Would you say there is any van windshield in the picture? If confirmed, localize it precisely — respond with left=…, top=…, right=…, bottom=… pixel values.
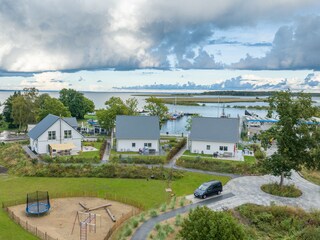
left=198, top=184, right=208, bottom=191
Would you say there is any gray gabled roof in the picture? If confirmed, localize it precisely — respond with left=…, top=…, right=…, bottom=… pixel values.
left=28, top=114, right=78, bottom=140
left=116, top=115, right=160, bottom=140
left=63, top=117, right=78, bottom=128
left=189, top=117, right=239, bottom=143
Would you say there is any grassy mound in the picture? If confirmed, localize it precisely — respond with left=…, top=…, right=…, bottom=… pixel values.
left=261, top=183, right=302, bottom=198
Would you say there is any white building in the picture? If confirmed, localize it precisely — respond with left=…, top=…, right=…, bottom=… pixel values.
left=28, top=114, right=82, bottom=156
left=189, top=117, right=240, bottom=156
left=115, top=115, right=160, bottom=152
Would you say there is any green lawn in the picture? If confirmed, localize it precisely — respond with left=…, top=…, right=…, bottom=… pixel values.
left=183, top=150, right=212, bottom=157
left=244, top=156, right=256, bottom=164
left=0, top=172, right=230, bottom=240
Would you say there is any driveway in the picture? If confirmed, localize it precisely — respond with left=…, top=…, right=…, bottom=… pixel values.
left=187, top=171, right=320, bottom=211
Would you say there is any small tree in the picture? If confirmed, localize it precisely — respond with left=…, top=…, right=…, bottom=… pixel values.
left=144, top=97, right=168, bottom=127
left=260, top=90, right=320, bottom=186
left=179, top=206, right=246, bottom=240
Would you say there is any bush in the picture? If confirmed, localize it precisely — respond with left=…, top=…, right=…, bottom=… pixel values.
left=254, top=149, right=265, bottom=161
left=131, top=218, right=139, bottom=228
left=176, top=156, right=261, bottom=175
left=160, top=203, right=167, bottom=212
left=41, top=155, right=100, bottom=164
left=111, top=155, right=166, bottom=165
left=175, top=214, right=182, bottom=226
left=123, top=226, right=132, bottom=237
left=167, top=138, right=186, bottom=161
left=149, top=209, right=158, bottom=217
left=139, top=213, right=145, bottom=222
left=261, top=183, right=302, bottom=198
left=180, top=206, right=246, bottom=240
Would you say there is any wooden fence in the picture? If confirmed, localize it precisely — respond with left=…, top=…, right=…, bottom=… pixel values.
left=6, top=208, right=58, bottom=240
left=2, top=191, right=143, bottom=240
left=104, top=208, right=140, bottom=240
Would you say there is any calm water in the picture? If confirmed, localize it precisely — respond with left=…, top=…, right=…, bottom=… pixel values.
left=1, top=91, right=319, bottom=135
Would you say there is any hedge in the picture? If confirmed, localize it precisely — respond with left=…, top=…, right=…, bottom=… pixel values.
left=176, top=156, right=261, bottom=175
left=110, top=155, right=166, bottom=165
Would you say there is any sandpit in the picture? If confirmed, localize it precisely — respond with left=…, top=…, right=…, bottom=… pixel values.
left=9, top=197, right=138, bottom=240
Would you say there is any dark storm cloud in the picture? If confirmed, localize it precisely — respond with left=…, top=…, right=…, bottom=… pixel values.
left=0, top=0, right=319, bottom=72
left=232, top=16, right=320, bottom=70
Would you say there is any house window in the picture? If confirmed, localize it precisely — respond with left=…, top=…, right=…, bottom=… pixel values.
left=148, top=143, right=152, bottom=147
left=132, top=143, right=136, bottom=147
left=219, top=146, right=228, bottom=151
left=206, top=145, right=210, bottom=150
left=48, top=131, right=56, bottom=140
left=64, top=130, right=72, bottom=139
left=144, top=143, right=152, bottom=147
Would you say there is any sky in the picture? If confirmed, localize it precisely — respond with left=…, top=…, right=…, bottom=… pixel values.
left=0, top=0, right=320, bottom=91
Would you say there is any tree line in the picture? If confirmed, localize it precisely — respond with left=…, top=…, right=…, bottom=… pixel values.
left=0, top=89, right=169, bottom=133
left=0, top=88, right=94, bottom=131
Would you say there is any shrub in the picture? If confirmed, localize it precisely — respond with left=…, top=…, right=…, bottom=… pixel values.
left=155, top=223, right=161, bottom=231
left=261, top=183, right=302, bottom=198
left=176, top=156, right=261, bottom=175
left=149, top=209, right=158, bottom=218
left=139, top=213, right=145, bottom=222
left=99, top=140, right=107, bottom=160
left=167, top=138, right=186, bottom=161
left=180, top=197, right=186, bottom=207
left=180, top=206, right=246, bottom=240
left=131, top=218, right=139, bottom=228
left=123, top=226, right=132, bottom=237
left=160, top=203, right=167, bottom=212
left=175, top=214, right=182, bottom=226
left=254, top=149, right=265, bottom=161
left=163, top=224, right=174, bottom=234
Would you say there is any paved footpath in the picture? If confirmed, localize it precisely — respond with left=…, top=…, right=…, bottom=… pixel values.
left=132, top=192, right=234, bottom=240
left=187, top=171, right=320, bottom=211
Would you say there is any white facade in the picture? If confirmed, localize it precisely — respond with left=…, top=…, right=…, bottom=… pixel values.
left=30, top=119, right=82, bottom=155
left=190, top=140, right=236, bottom=156
left=117, top=139, right=159, bottom=152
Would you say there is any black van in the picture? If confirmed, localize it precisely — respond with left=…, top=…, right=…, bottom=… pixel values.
left=194, top=180, right=223, bottom=199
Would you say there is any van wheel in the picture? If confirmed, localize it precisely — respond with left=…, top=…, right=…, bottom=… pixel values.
left=203, top=195, right=207, bottom=199
left=217, top=191, right=221, bottom=195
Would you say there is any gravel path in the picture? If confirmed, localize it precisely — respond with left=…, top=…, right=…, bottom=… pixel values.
left=131, top=192, right=234, bottom=240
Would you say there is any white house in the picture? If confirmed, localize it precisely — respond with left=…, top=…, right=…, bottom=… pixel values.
left=115, top=115, right=160, bottom=152
left=28, top=114, right=83, bottom=156
left=189, top=117, right=240, bottom=156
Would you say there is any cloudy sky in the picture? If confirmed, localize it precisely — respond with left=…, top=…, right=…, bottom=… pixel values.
left=1, top=0, right=320, bottom=91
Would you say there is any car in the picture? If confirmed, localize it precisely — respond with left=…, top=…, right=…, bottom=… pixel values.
left=194, top=180, right=223, bottom=199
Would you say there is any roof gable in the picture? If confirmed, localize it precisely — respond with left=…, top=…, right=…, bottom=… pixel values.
left=116, top=115, right=160, bottom=140
left=28, top=114, right=59, bottom=139
left=28, top=114, right=79, bottom=140
left=190, top=117, right=239, bottom=143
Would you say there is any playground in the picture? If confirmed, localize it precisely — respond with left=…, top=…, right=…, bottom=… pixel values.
left=8, top=197, right=137, bottom=240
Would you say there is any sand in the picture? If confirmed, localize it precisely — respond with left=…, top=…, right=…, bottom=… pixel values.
left=9, top=197, right=137, bottom=240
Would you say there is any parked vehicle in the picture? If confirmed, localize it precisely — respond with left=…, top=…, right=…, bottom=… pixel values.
left=194, top=180, right=223, bottom=199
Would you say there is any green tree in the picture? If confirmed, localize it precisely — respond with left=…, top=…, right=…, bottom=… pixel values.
left=11, top=95, right=30, bottom=130
left=179, top=206, right=246, bottom=240
left=59, top=88, right=95, bottom=119
left=37, top=97, right=71, bottom=121
left=260, top=90, right=320, bottom=186
left=144, top=97, right=168, bottom=126
left=185, top=114, right=200, bottom=131
left=96, top=97, right=137, bottom=131
left=2, top=91, right=21, bottom=128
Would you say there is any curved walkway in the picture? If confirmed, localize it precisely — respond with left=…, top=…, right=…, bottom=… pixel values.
left=132, top=193, right=234, bottom=240
left=132, top=171, right=320, bottom=240
left=203, top=171, right=320, bottom=211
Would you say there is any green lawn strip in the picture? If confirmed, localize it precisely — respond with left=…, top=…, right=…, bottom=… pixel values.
left=0, top=172, right=228, bottom=240
left=182, top=150, right=212, bottom=157
left=244, top=156, right=256, bottom=164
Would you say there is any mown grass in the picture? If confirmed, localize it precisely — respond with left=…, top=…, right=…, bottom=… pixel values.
left=0, top=171, right=230, bottom=240
left=261, top=183, right=302, bottom=198
left=244, top=156, right=256, bottom=164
